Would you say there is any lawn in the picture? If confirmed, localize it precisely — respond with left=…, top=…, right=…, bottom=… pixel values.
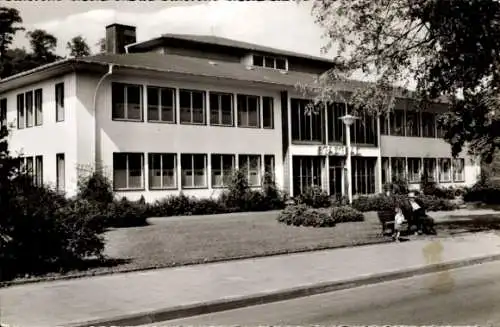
left=2, top=210, right=387, bottom=285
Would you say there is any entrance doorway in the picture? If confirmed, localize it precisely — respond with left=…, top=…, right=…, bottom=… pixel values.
left=329, top=157, right=344, bottom=198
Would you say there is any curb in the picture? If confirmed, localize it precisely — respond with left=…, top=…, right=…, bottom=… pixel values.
left=65, top=253, right=500, bottom=327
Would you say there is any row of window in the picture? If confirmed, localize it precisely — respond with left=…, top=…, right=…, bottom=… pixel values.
left=112, top=83, right=275, bottom=129
left=380, top=110, right=445, bottom=138
left=113, top=152, right=276, bottom=191
left=12, top=83, right=65, bottom=129
left=20, top=154, right=66, bottom=191
left=252, top=54, right=287, bottom=70
left=383, top=157, right=465, bottom=184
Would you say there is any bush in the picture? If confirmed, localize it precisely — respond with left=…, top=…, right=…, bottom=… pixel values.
left=352, top=194, right=457, bottom=212
left=384, top=178, right=409, bottom=195
left=352, top=194, right=395, bottom=212
left=295, top=186, right=331, bottom=208
left=105, top=198, right=150, bottom=228
left=331, top=206, right=364, bottom=223
left=277, top=204, right=335, bottom=227
left=416, top=194, right=458, bottom=211
left=77, top=169, right=114, bottom=206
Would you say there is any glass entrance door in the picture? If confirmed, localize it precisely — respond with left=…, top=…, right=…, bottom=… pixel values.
left=329, top=157, right=344, bottom=197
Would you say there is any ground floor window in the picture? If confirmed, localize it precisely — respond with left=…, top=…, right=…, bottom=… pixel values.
left=352, top=157, right=376, bottom=195
left=239, top=154, right=261, bottom=186
left=407, top=158, right=421, bottom=183
left=329, top=156, right=344, bottom=196
left=211, top=154, right=235, bottom=188
left=423, top=158, right=436, bottom=182
left=35, top=155, right=43, bottom=186
left=453, top=158, right=465, bottom=182
left=439, top=158, right=452, bottom=182
left=391, top=157, right=406, bottom=181
left=149, top=153, right=177, bottom=190
left=264, top=155, right=275, bottom=182
left=292, top=156, right=322, bottom=196
left=381, top=157, right=390, bottom=185
left=181, top=153, right=207, bottom=188
left=113, top=153, right=144, bottom=190
left=56, top=153, right=65, bottom=192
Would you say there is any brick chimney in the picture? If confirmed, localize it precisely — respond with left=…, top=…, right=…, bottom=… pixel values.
left=105, top=23, right=136, bottom=54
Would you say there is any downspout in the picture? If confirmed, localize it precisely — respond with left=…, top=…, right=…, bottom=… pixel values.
left=93, top=63, right=114, bottom=170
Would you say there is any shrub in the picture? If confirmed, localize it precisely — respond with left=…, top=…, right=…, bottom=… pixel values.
left=295, top=186, right=331, bottom=208
left=352, top=193, right=457, bottom=213
left=352, top=194, right=395, bottom=212
left=331, top=206, right=364, bottom=223
left=105, top=198, right=149, bottom=228
left=384, top=178, right=409, bottom=195
left=77, top=169, right=114, bottom=206
left=277, top=204, right=335, bottom=227
left=416, top=194, right=458, bottom=211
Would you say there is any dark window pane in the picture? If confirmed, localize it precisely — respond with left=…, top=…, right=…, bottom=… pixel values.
left=264, top=57, right=275, bottom=68
left=17, top=94, right=24, bottom=129
left=276, top=58, right=286, bottom=70
left=25, top=91, right=33, bottom=127
left=112, top=83, right=125, bottom=119
left=147, top=87, right=159, bottom=121
left=263, top=96, right=274, bottom=128
left=35, top=89, right=43, bottom=126
left=127, top=85, right=142, bottom=120
left=253, top=55, right=263, bottom=66
left=161, top=88, right=174, bottom=122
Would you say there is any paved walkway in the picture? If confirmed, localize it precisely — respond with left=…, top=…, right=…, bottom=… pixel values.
left=2, top=232, right=500, bottom=327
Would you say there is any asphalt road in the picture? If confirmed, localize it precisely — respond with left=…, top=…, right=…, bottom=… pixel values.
left=152, top=260, right=500, bottom=326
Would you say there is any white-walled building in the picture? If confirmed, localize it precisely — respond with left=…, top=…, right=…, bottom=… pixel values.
left=0, top=24, right=481, bottom=202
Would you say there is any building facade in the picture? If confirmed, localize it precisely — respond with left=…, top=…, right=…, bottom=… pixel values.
left=0, top=24, right=481, bottom=202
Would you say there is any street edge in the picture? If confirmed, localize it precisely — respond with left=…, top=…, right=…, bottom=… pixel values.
left=65, top=253, right=500, bottom=327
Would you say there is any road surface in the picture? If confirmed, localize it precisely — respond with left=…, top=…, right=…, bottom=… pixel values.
left=151, top=260, right=500, bottom=326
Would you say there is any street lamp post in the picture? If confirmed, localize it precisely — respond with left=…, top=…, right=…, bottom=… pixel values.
left=340, top=114, right=358, bottom=204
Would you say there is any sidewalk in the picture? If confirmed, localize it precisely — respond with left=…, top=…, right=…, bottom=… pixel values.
left=2, top=232, right=500, bottom=327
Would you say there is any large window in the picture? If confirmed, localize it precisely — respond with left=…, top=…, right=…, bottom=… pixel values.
left=56, top=153, right=65, bottom=192
left=35, top=155, right=43, bottom=186
left=149, top=153, right=177, bottom=190
left=35, top=89, right=43, bottom=126
left=147, top=86, right=175, bottom=123
left=262, top=96, right=274, bottom=129
left=380, top=114, right=389, bottom=135
left=391, top=157, right=406, bottom=181
left=352, top=157, right=376, bottom=195
left=210, top=92, right=233, bottom=126
left=112, top=83, right=143, bottom=121
left=422, top=112, right=436, bottom=138
left=113, top=153, right=144, bottom=190
left=351, top=111, right=376, bottom=145
left=25, top=156, right=33, bottom=176
left=382, top=157, right=390, bottom=185
left=56, top=83, right=65, bottom=122
left=407, top=158, right=422, bottom=183
left=291, top=99, right=323, bottom=142
left=17, top=94, right=24, bottom=129
left=327, top=103, right=345, bottom=143
left=253, top=55, right=287, bottom=70
left=25, top=91, right=33, bottom=128
left=453, top=158, right=465, bottom=182
left=423, top=158, right=436, bottom=182
left=237, top=94, right=260, bottom=128
left=180, top=89, right=205, bottom=124
left=439, top=158, right=452, bottom=182
left=239, top=154, right=261, bottom=186
left=292, top=156, right=322, bottom=196
left=211, top=154, right=235, bottom=188
left=1, top=98, right=6, bottom=128
left=390, top=110, right=405, bottom=136
left=406, top=110, right=420, bottom=137
left=264, top=155, right=275, bottom=181
left=181, top=154, right=207, bottom=188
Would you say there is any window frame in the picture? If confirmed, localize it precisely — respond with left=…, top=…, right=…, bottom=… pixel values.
left=291, top=98, right=324, bottom=143
left=405, top=110, right=421, bottom=137
left=390, top=110, right=405, bottom=136
left=439, top=158, right=452, bottom=183
left=453, top=158, right=465, bottom=182
left=147, top=86, right=176, bottom=124
left=407, top=157, right=422, bottom=184
left=34, top=88, right=43, bottom=126
left=391, top=157, right=406, bottom=181
left=179, top=89, right=206, bottom=125
left=17, top=93, right=24, bottom=129
left=211, top=154, right=235, bottom=188
left=209, top=92, right=234, bottom=127
left=55, top=82, right=65, bottom=122
left=111, top=82, right=144, bottom=122
left=239, top=154, right=262, bottom=187
left=352, top=157, right=376, bottom=195
left=56, top=153, right=65, bottom=192
left=264, top=154, right=275, bottom=182
left=181, top=153, right=208, bottom=189
left=262, top=96, right=274, bottom=129
left=0, top=98, right=7, bottom=128
left=292, top=156, right=322, bottom=196
left=25, top=91, right=33, bottom=128
left=113, top=153, right=145, bottom=191
left=237, top=94, right=261, bottom=128
left=35, top=155, right=43, bottom=186
left=422, top=112, right=436, bottom=138
left=148, top=153, right=177, bottom=190
left=423, top=158, right=437, bottom=182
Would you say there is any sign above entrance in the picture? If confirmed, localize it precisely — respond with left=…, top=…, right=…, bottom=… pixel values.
left=318, top=145, right=360, bottom=156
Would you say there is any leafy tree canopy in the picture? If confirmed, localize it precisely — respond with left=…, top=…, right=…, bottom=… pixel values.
left=309, top=0, right=500, bottom=162
left=67, top=35, right=91, bottom=57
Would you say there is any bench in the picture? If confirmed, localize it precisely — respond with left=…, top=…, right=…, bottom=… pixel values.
left=377, top=211, right=408, bottom=236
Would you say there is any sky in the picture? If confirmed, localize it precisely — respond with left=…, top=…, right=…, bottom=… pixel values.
left=5, top=0, right=332, bottom=60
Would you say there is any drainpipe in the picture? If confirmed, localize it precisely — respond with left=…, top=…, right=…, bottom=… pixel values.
left=93, top=64, right=114, bottom=170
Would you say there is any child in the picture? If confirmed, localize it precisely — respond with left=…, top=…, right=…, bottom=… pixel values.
left=393, top=206, right=405, bottom=242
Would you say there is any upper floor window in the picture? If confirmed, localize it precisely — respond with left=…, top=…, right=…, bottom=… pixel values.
left=17, top=93, right=24, bottom=129
left=35, top=89, right=43, bottom=126
left=210, top=92, right=233, bottom=126
left=237, top=94, right=260, bottom=128
left=262, top=96, right=274, bottom=129
left=406, top=110, right=420, bottom=137
left=25, top=91, right=33, bottom=128
left=55, top=83, right=65, bottom=122
left=147, top=86, right=175, bottom=123
left=0, top=98, right=6, bottom=128
left=253, top=55, right=287, bottom=70
left=351, top=111, right=376, bottom=145
left=180, top=89, right=205, bottom=124
left=390, top=110, right=405, bottom=136
left=327, top=103, right=345, bottom=143
left=17, top=88, right=43, bottom=129
left=112, top=83, right=143, bottom=121
left=422, top=112, right=436, bottom=138
left=291, top=99, right=323, bottom=143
